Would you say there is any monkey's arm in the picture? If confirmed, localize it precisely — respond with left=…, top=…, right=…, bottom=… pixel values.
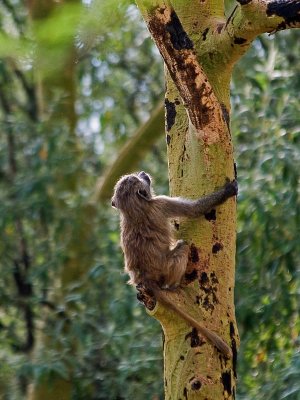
left=154, top=180, right=237, bottom=218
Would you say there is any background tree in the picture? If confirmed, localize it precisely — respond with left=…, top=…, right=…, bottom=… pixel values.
left=0, top=0, right=299, bottom=399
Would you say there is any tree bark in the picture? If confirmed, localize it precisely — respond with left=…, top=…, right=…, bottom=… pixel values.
left=135, top=0, right=300, bottom=398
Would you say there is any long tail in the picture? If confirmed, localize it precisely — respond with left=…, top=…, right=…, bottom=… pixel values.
left=151, top=285, right=232, bottom=358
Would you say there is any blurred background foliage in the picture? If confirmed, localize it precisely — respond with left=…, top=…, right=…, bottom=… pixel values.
left=0, top=0, right=299, bottom=399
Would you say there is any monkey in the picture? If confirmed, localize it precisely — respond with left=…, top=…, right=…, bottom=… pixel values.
left=112, top=171, right=237, bottom=358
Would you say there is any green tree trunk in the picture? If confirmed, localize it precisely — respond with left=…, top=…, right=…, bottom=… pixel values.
left=136, top=0, right=300, bottom=398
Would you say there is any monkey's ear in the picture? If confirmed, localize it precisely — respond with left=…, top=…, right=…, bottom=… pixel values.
left=137, top=189, right=150, bottom=201
left=138, top=171, right=151, bottom=186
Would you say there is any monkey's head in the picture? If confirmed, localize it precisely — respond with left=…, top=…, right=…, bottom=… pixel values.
left=111, top=171, right=153, bottom=211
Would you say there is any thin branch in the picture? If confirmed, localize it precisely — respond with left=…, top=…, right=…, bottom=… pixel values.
left=95, top=101, right=164, bottom=202
left=13, top=261, right=35, bottom=352
left=10, top=62, right=38, bottom=121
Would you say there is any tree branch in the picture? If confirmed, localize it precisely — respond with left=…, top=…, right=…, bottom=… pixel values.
left=9, top=61, right=38, bottom=122
left=222, top=0, right=300, bottom=65
left=0, top=79, right=35, bottom=353
left=95, top=101, right=164, bottom=201
left=211, top=0, right=300, bottom=70
left=265, top=0, right=300, bottom=30
left=13, top=261, right=35, bottom=353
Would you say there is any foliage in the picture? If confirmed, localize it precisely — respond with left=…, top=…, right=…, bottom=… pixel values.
left=0, top=1, right=299, bottom=399
left=232, top=31, right=300, bottom=400
left=0, top=1, right=164, bottom=399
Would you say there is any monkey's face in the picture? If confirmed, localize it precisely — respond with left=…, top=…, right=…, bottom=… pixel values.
left=111, top=171, right=152, bottom=210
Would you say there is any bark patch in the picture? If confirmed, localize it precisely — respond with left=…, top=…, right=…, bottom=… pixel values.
left=234, top=162, right=237, bottom=179
left=210, top=272, right=219, bottom=284
left=234, top=36, right=247, bottom=44
left=166, top=11, right=194, bottom=50
left=202, top=27, right=209, bottom=41
left=183, top=387, right=188, bottom=399
left=237, top=0, right=252, bottom=4
left=148, top=7, right=214, bottom=131
left=230, top=322, right=238, bottom=378
left=199, top=272, right=219, bottom=311
left=199, top=271, right=209, bottom=285
left=190, top=244, right=200, bottom=263
left=191, top=379, right=202, bottom=391
left=217, top=23, right=224, bottom=33
left=221, top=103, right=230, bottom=130
left=165, top=99, right=176, bottom=131
left=185, top=269, right=198, bottom=283
left=212, top=242, right=223, bottom=254
left=267, top=1, right=300, bottom=27
left=186, top=327, right=204, bottom=347
left=221, top=371, right=232, bottom=395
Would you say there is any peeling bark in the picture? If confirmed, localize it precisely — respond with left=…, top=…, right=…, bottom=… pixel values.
left=141, top=3, right=226, bottom=142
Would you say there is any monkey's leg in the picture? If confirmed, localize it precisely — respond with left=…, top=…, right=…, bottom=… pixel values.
left=164, top=241, right=189, bottom=288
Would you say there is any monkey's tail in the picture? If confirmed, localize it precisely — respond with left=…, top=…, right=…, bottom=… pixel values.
left=150, top=284, right=232, bottom=358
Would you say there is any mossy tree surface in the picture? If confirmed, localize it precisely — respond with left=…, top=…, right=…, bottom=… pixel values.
left=135, top=1, right=300, bottom=398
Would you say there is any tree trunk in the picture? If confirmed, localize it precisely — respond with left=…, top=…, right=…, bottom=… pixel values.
left=26, top=2, right=94, bottom=399
left=162, top=75, right=237, bottom=400
left=136, top=0, right=300, bottom=398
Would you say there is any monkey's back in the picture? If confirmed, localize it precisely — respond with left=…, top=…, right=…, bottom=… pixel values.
left=120, top=206, right=174, bottom=286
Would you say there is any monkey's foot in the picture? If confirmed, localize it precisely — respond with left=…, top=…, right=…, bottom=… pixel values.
left=136, top=283, right=156, bottom=311
left=161, top=283, right=180, bottom=290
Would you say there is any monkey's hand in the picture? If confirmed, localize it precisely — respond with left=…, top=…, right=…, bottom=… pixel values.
left=224, top=179, right=238, bottom=198
left=175, top=239, right=189, bottom=248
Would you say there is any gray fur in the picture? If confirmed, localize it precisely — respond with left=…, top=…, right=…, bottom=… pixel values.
left=112, top=171, right=237, bottom=288
left=112, top=171, right=237, bottom=357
